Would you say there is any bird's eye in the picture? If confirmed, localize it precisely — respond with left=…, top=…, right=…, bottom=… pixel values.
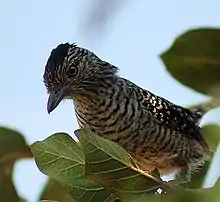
left=68, top=67, right=77, bottom=77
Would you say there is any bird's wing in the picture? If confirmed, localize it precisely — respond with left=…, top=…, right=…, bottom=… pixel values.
left=138, top=88, right=208, bottom=149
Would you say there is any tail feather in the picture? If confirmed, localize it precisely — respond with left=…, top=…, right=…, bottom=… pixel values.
left=190, top=105, right=209, bottom=125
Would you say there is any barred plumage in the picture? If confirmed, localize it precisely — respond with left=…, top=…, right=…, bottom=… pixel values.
left=43, top=43, right=210, bottom=180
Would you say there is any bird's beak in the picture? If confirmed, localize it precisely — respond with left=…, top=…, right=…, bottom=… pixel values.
left=47, top=89, right=65, bottom=114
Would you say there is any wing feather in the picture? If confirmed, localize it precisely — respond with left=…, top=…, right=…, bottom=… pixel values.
left=138, top=88, right=208, bottom=149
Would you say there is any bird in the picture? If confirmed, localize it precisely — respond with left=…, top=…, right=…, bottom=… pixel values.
left=43, top=42, right=210, bottom=181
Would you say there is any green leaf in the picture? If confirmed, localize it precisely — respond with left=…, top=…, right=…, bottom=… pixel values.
left=0, top=165, right=21, bottom=202
left=0, top=126, right=31, bottom=202
left=78, top=129, right=161, bottom=201
left=0, top=126, right=32, bottom=163
left=40, top=200, right=59, bottom=202
left=151, top=181, right=220, bottom=202
left=203, top=124, right=220, bottom=152
left=39, top=178, right=75, bottom=202
left=160, top=28, right=220, bottom=96
left=31, top=133, right=118, bottom=202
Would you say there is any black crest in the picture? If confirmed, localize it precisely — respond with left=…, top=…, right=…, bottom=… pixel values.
left=45, top=43, right=71, bottom=73
left=43, top=43, right=71, bottom=89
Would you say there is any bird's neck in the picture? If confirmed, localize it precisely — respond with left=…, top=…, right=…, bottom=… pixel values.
left=73, top=88, right=110, bottom=109
left=71, top=77, right=118, bottom=112
left=71, top=85, right=114, bottom=131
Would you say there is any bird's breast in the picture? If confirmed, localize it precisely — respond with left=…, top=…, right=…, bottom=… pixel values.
left=74, top=92, right=143, bottom=141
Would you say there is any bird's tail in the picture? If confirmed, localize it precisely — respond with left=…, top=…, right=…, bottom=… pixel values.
left=190, top=105, right=210, bottom=125
left=190, top=98, right=220, bottom=124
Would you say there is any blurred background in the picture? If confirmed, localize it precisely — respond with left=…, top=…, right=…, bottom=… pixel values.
left=0, top=0, right=220, bottom=201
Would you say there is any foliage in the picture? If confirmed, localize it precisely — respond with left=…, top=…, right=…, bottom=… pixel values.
left=161, top=28, right=220, bottom=96
left=0, top=127, right=32, bottom=202
left=1, top=28, right=220, bottom=201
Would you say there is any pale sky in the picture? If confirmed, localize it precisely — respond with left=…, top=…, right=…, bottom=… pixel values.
left=1, top=1, right=220, bottom=201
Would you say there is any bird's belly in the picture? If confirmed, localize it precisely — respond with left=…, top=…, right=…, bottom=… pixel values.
left=131, top=152, right=182, bottom=175
left=76, top=107, right=208, bottom=176
left=84, top=122, right=208, bottom=176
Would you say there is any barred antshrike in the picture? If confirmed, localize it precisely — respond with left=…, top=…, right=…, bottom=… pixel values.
left=43, top=43, right=210, bottom=180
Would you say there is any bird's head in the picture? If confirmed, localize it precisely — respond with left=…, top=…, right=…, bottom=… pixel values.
left=43, top=43, right=118, bottom=114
